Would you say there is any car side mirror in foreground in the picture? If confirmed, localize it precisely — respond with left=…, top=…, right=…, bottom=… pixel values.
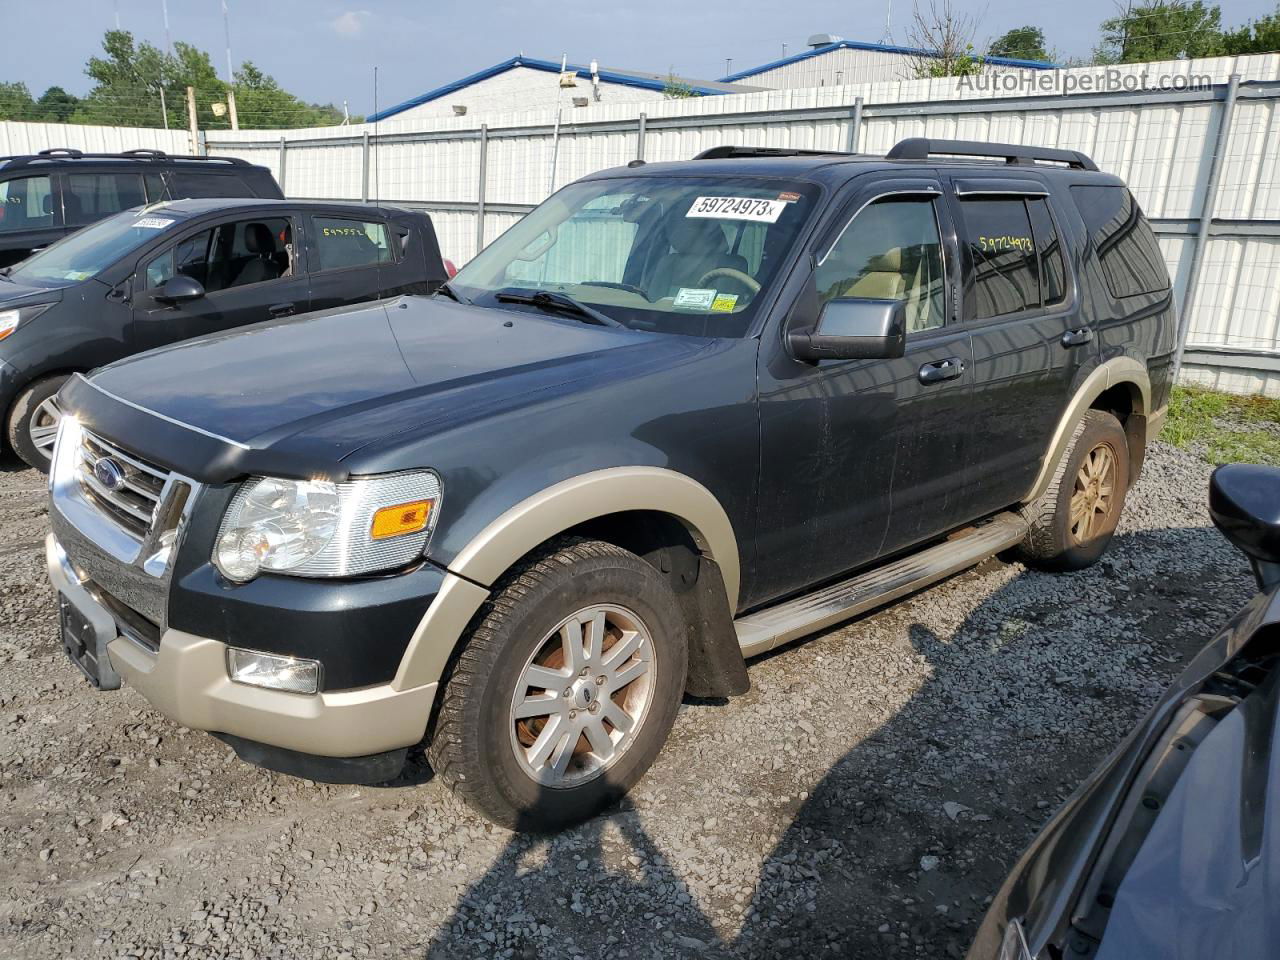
left=1209, top=463, right=1280, bottom=591
left=789, top=297, right=907, bottom=362
left=155, top=275, right=205, bottom=305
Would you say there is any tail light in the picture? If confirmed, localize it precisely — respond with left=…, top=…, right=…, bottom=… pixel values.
left=443, top=258, right=458, bottom=278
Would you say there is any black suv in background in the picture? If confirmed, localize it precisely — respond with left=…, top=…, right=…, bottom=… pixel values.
left=0, top=149, right=282, bottom=267
left=47, top=139, right=1175, bottom=830
left=0, top=198, right=447, bottom=469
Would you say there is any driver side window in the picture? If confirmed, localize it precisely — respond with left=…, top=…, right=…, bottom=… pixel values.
left=816, top=196, right=945, bottom=334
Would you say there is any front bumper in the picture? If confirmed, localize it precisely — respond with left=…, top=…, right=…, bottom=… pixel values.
left=48, top=533, right=437, bottom=759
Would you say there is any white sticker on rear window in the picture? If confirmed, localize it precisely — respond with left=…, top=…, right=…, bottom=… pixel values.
left=673, top=287, right=717, bottom=311
left=686, top=196, right=786, bottom=223
left=133, top=216, right=174, bottom=230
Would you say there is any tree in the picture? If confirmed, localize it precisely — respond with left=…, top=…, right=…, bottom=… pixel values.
left=661, top=71, right=697, bottom=99
left=231, top=62, right=352, bottom=128
left=904, top=0, right=986, bottom=77
left=0, top=82, right=37, bottom=122
left=989, top=26, right=1050, bottom=61
left=35, top=87, right=80, bottom=123
left=1221, top=10, right=1280, bottom=54
left=1098, top=1, right=1224, bottom=63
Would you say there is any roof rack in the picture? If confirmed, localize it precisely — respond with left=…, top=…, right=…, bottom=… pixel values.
left=693, top=145, right=854, bottom=160
left=886, top=138, right=1098, bottom=172
left=0, top=150, right=250, bottom=172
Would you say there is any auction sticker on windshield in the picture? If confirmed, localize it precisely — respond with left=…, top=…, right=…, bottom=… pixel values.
left=686, top=196, right=786, bottom=223
left=673, top=287, right=717, bottom=311
left=133, top=217, right=175, bottom=230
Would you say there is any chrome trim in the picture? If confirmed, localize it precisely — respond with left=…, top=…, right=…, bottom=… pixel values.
left=78, top=375, right=253, bottom=450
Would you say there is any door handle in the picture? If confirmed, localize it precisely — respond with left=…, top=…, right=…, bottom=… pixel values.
left=918, top=357, right=965, bottom=384
left=268, top=302, right=295, bottom=318
left=1061, top=327, right=1094, bottom=347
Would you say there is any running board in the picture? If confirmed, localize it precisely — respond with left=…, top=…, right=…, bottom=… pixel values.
left=735, top=512, right=1029, bottom=658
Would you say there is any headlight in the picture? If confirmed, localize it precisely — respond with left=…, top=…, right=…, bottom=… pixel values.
left=0, top=303, right=53, bottom=341
left=213, top=470, right=441, bottom=582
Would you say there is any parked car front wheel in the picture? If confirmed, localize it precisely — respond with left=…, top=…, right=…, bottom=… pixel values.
left=7, top=375, right=69, bottom=472
left=427, top=537, right=688, bottom=830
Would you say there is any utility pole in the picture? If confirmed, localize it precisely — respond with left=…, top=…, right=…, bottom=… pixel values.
left=186, top=85, right=199, bottom=154
left=222, top=0, right=234, bottom=83
left=162, top=0, right=172, bottom=55
left=156, top=85, right=169, bottom=129
left=226, top=88, right=239, bottom=130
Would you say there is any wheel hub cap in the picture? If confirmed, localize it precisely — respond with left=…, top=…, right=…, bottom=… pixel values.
left=509, top=603, right=656, bottom=787
left=1069, top=441, right=1116, bottom=545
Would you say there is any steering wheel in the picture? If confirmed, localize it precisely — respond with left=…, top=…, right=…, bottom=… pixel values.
left=697, top=267, right=761, bottom=295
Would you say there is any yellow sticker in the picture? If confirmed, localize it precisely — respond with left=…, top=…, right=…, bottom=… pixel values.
left=711, top=293, right=739, bottom=313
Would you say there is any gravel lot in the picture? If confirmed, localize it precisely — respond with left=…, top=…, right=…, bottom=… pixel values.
left=0, top=439, right=1254, bottom=960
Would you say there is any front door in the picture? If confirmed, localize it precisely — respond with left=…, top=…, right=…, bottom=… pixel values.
left=0, top=173, right=63, bottom=266
left=129, top=213, right=309, bottom=352
left=751, top=177, right=974, bottom=607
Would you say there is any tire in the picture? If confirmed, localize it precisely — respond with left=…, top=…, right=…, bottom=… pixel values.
left=427, top=537, right=688, bottom=831
left=7, top=375, right=69, bottom=472
left=1016, top=409, right=1130, bottom=571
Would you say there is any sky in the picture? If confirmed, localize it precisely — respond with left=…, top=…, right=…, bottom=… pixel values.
left=4, top=0, right=1275, bottom=115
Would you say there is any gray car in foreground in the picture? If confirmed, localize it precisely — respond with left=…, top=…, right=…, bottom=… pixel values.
left=970, top=462, right=1280, bottom=959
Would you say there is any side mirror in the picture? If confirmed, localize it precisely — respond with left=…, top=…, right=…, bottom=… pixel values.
left=155, top=275, right=205, bottom=305
left=788, top=298, right=907, bottom=362
left=1209, top=463, right=1280, bottom=591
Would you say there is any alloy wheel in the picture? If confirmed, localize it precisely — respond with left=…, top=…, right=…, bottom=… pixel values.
left=28, top=397, right=62, bottom=457
left=509, top=604, right=656, bottom=787
left=1069, top=441, right=1116, bottom=544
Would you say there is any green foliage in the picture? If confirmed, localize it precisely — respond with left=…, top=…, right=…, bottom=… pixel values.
left=914, top=45, right=986, bottom=78
left=1221, top=10, right=1280, bottom=54
left=1163, top=386, right=1280, bottom=466
left=1098, top=1, right=1225, bottom=63
left=988, top=26, right=1050, bottom=61
left=1, top=30, right=351, bottom=130
left=661, top=73, right=697, bottom=100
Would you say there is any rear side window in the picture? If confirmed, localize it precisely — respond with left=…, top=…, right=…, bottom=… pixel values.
left=960, top=198, right=1039, bottom=319
left=313, top=217, right=393, bottom=272
left=1070, top=185, right=1168, bottom=299
left=0, top=175, right=55, bottom=233
left=1027, top=198, right=1067, bottom=306
left=64, top=173, right=147, bottom=226
left=171, top=172, right=256, bottom=199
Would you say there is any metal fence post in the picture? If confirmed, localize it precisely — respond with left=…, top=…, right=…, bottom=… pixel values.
left=361, top=131, right=370, bottom=203
left=278, top=136, right=287, bottom=196
left=1173, top=74, right=1240, bottom=382
left=845, top=97, right=863, bottom=153
left=637, top=113, right=647, bottom=161
left=475, top=124, right=489, bottom=256
left=196, top=130, right=208, bottom=157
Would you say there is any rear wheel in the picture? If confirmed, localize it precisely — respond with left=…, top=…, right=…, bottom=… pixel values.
left=7, top=375, right=69, bottom=472
left=1016, top=409, right=1130, bottom=570
left=427, top=538, right=688, bottom=830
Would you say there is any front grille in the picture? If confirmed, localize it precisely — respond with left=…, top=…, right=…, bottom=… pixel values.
left=76, top=431, right=171, bottom=540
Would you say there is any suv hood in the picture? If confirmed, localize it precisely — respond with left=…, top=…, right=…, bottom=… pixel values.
left=72, top=296, right=713, bottom=479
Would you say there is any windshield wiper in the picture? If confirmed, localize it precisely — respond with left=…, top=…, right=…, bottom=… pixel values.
left=493, top=289, right=623, bottom=328
left=434, top=281, right=470, bottom=304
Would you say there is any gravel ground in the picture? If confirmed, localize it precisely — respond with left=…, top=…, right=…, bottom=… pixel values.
left=0, top=440, right=1254, bottom=960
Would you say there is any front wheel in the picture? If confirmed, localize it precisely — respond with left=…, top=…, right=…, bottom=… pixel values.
left=427, top=538, right=688, bottom=830
left=1016, top=409, right=1131, bottom=570
left=7, top=375, right=69, bottom=472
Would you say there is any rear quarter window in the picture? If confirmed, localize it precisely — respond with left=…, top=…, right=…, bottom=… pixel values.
left=1070, top=185, right=1169, bottom=299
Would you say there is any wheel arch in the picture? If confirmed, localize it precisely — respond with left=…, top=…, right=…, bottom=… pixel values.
left=392, top=467, right=744, bottom=693
left=1024, top=357, right=1152, bottom=504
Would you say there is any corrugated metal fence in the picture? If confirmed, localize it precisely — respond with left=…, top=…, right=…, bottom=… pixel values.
left=4, top=54, right=1279, bottom=393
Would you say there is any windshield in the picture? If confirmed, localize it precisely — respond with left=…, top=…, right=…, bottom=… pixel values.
left=7, top=207, right=179, bottom=287
left=450, top=176, right=820, bottom=337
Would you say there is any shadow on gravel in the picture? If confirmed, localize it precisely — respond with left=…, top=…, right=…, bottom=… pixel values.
left=423, top=525, right=1233, bottom=960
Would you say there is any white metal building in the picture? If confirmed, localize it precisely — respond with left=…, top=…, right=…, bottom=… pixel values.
left=367, top=57, right=759, bottom=123
left=722, top=34, right=1056, bottom=89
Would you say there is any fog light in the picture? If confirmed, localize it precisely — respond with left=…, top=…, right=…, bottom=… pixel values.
left=226, top=648, right=321, bottom=695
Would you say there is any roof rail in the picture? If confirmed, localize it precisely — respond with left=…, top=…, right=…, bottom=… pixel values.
left=694, top=145, right=854, bottom=160
left=886, top=138, right=1098, bottom=172
left=0, top=151, right=249, bottom=172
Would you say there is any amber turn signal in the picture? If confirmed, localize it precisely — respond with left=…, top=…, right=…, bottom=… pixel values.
left=370, top=500, right=433, bottom=540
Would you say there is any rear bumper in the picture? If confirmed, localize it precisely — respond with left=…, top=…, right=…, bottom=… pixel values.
left=48, top=533, right=437, bottom=759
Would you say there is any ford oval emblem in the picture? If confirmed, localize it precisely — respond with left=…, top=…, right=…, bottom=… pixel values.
left=92, top=457, right=127, bottom=493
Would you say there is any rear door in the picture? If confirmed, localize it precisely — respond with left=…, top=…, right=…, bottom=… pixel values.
left=0, top=172, right=63, bottom=265
left=946, top=177, right=1094, bottom=518
left=305, top=212, right=397, bottom=309
left=128, top=212, right=309, bottom=351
